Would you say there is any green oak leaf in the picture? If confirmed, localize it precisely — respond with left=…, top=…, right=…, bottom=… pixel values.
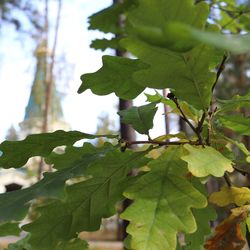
left=126, top=0, right=208, bottom=52
left=118, top=0, right=223, bottom=110
left=88, top=0, right=136, bottom=34
left=0, top=222, right=21, bottom=236
left=218, top=114, right=250, bottom=136
left=118, top=103, right=158, bottom=135
left=55, top=238, right=88, bottom=250
left=22, top=149, right=149, bottom=249
left=181, top=144, right=233, bottom=177
left=184, top=178, right=216, bottom=250
left=186, top=27, right=250, bottom=54
left=121, top=37, right=222, bottom=110
left=78, top=55, right=149, bottom=100
left=0, top=143, right=115, bottom=221
left=121, top=147, right=207, bottom=250
left=0, top=130, right=117, bottom=168
left=216, top=92, right=250, bottom=113
left=90, top=37, right=121, bottom=51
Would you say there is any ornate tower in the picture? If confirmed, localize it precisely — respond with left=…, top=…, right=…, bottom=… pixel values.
left=19, top=40, right=69, bottom=138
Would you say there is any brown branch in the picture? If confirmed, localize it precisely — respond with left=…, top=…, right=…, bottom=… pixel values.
left=211, top=54, right=228, bottom=94
left=123, top=139, right=200, bottom=148
left=167, top=93, right=204, bottom=145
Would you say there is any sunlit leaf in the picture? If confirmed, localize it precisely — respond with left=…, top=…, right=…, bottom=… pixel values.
left=122, top=147, right=207, bottom=250
left=181, top=145, right=233, bottom=177
left=209, top=186, right=250, bottom=207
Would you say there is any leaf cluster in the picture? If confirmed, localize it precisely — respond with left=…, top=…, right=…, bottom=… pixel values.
left=1, top=0, right=250, bottom=249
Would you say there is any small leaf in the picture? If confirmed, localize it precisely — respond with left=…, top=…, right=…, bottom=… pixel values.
left=90, top=37, right=121, bottom=51
left=0, top=222, right=21, bottom=236
left=0, top=130, right=117, bottom=168
left=209, top=186, right=250, bottom=207
left=118, top=103, right=158, bottom=135
left=204, top=206, right=250, bottom=250
left=78, top=55, right=148, bottom=100
left=122, top=147, right=207, bottom=250
left=218, top=114, right=250, bottom=136
left=182, top=145, right=233, bottom=177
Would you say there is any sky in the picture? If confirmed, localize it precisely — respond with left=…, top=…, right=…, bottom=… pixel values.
left=0, top=0, right=169, bottom=143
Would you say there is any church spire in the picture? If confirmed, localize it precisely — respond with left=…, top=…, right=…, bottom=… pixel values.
left=21, top=40, right=65, bottom=134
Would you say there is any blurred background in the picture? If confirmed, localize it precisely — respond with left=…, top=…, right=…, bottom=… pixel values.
left=0, top=0, right=250, bottom=249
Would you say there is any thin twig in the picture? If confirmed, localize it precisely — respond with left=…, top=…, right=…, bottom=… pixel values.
left=211, top=54, right=228, bottom=94
left=224, top=172, right=232, bottom=187
left=167, top=93, right=204, bottom=145
left=126, top=140, right=199, bottom=147
left=197, top=112, right=206, bottom=133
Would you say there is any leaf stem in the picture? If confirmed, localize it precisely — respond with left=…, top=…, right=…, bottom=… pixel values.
left=167, top=93, right=204, bottom=145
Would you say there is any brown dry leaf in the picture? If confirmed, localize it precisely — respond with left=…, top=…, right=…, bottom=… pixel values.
left=204, top=207, right=249, bottom=250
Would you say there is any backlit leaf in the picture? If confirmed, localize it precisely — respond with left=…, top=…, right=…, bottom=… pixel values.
left=209, top=186, right=250, bottom=207
left=78, top=55, right=149, bottom=100
left=216, top=92, right=250, bottom=113
left=122, top=147, right=207, bottom=250
left=118, top=103, right=158, bottom=135
left=187, top=27, right=250, bottom=54
left=181, top=145, right=233, bottom=177
left=22, top=149, right=149, bottom=249
left=119, top=0, right=222, bottom=110
left=218, top=114, right=250, bottom=136
left=0, top=143, right=115, bottom=221
left=0, top=130, right=117, bottom=168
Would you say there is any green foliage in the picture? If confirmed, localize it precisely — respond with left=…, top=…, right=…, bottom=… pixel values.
left=0, top=130, right=117, bottom=168
left=182, top=145, right=233, bottom=177
left=118, top=103, right=158, bottom=135
left=79, top=55, right=148, bottom=99
left=22, top=149, right=149, bottom=249
left=121, top=147, right=207, bottom=250
left=0, top=222, right=21, bottom=236
left=1, top=0, right=250, bottom=249
left=218, top=114, right=250, bottom=136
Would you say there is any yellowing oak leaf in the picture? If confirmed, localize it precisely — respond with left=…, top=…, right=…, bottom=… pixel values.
left=204, top=206, right=250, bottom=250
left=209, top=186, right=250, bottom=207
left=181, top=145, right=233, bottom=177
